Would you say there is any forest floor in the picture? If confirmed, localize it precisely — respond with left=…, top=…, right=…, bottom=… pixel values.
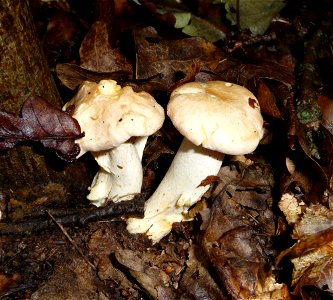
left=1, top=0, right=333, bottom=299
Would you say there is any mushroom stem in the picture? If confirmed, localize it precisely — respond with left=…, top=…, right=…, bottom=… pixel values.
left=126, top=137, right=224, bottom=242
left=87, top=141, right=144, bottom=206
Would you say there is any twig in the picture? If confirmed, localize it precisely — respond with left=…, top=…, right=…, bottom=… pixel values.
left=0, top=195, right=145, bottom=235
left=47, top=211, right=97, bottom=270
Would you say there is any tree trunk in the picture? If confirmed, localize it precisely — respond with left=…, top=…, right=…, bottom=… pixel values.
left=0, top=0, right=92, bottom=205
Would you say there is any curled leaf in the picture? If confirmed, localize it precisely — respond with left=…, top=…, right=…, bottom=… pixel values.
left=0, top=94, right=83, bottom=162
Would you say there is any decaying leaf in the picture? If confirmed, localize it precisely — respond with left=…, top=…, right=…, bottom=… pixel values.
left=214, top=60, right=294, bottom=88
left=30, top=254, right=97, bottom=300
left=178, top=244, right=228, bottom=299
left=255, top=80, right=282, bottom=119
left=0, top=94, right=82, bottom=161
left=88, top=226, right=143, bottom=298
left=278, top=193, right=305, bottom=225
left=203, top=163, right=289, bottom=299
left=56, top=63, right=131, bottom=90
left=276, top=204, right=333, bottom=297
left=79, top=21, right=132, bottom=74
left=115, top=248, right=179, bottom=298
left=134, top=26, right=225, bottom=90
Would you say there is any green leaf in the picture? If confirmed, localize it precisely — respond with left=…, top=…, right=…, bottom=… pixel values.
left=156, top=8, right=191, bottom=28
left=182, top=15, right=225, bottom=42
left=222, top=0, right=285, bottom=35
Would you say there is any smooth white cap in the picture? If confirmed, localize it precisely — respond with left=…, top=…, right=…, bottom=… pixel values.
left=167, top=81, right=264, bottom=155
left=63, top=80, right=165, bottom=156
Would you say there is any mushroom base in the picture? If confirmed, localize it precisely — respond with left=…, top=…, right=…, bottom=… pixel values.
left=126, top=138, right=224, bottom=243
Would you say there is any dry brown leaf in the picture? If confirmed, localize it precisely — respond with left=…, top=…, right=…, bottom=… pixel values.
left=178, top=244, right=227, bottom=299
left=88, top=227, right=142, bottom=298
left=79, top=21, right=132, bottom=74
left=31, top=255, right=97, bottom=300
left=56, top=63, right=131, bottom=90
left=276, top=204, right=333, bottom=297
left=256, top=80, right=282, bottom=119
left=202, top=163, right=284, bottom=299
left=134, top=26, right=225, bottom=90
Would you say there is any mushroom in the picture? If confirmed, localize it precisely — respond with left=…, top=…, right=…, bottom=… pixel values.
left=63, top=79, right=164, bottom=206
left=126, top=81, right=264, bottom=242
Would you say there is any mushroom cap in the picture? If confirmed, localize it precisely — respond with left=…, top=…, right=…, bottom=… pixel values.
left=63, top=80, right=165, bottom=156
left=167, top=81, right=264, bottom=155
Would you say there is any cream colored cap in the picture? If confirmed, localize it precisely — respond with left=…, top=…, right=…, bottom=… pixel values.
left=167, top=81, right=264, bottom=155
left=63, top=80, right=165, bottom=156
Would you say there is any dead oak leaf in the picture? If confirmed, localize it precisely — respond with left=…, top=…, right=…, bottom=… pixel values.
left=79, top=21, right=132, bottom=74
left=134, top=26, right=225, bottom=90
left=0, top=94, right=82, bottom=161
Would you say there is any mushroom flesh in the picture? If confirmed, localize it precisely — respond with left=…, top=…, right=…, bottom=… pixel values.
left=63, top=79, right=165, bottom=206
left=127, top=81, right=264, bottom=242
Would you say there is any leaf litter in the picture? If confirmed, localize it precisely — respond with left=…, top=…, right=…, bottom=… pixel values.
left=1, top=0, right=333, bottom=299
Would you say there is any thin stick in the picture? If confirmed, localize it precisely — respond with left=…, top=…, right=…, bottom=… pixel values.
left=46, top=211, right=97, bottom=271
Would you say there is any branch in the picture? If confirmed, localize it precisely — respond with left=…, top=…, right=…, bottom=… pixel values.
left=0, top=195, right=145, bottom=235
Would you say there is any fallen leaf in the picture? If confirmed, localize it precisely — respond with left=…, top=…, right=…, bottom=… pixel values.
left=79, top=21, right=132, bottom=73
left=56, top=63, right=131, bottom=90
left=178, top=244, right=228, bottom=299
left=203, top=163, right=286, bottom=299
left=214, top=60, right=294, bottom=88
left=134, top=26, right=225, bottom=90
left=0, top=94, right=82, bottom=161
left=30, top=255, right=97, bottom=300
left=182, top=14, right=226, bottom=42
left=276, top=204, right=333, bottom=297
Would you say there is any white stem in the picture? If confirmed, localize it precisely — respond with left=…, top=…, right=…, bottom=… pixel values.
left=126, top=138, right=224, bottom=242
left=87, top=142, right=144, bottom=206
left=133, top=136, right=148, bottom=161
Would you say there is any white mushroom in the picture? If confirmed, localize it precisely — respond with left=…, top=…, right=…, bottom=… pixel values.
left=127, top=81, right=264, bottom=243
left=63, top=80, right=165, bottom=206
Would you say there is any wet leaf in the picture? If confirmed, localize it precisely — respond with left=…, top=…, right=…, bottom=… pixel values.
left=0, top=94, right=82, bottom=161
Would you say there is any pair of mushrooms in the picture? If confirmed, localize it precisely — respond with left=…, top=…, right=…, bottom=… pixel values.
left=64, top=80, right=264, bottom=243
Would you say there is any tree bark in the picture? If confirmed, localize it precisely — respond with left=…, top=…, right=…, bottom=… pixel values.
left=0, top=0, right=92, bottom=204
